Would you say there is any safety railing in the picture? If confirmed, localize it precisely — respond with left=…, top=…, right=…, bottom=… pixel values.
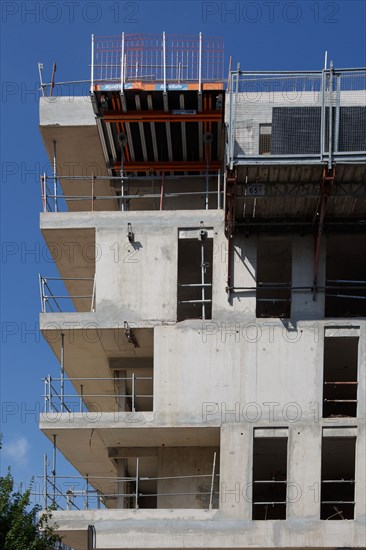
left=42, top=375, right=153, bottom=414
left=92, top=33, right=225, bottom=92
left=40, top=172, right=223, bottom=213
left=36, top=453, right=219, bottom=511
left=229, top=281, right=366, bottom=297
left=227, top=67, right=366, bottom=168
left=39, top=275, right=96, bottom=313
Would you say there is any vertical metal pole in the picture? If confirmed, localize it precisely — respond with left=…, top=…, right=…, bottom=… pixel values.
left=217, top=170, right=221, bottom=209
left=86, top=474, right=89, bottom=510
left=38, top=63, right=45, bottom=97
left=43, top=172, right=47, bottom=211
left=223, top=171, right=227, bottom=217
left=132, top=373, right=135, bottom=412
left=163, top=32, right=166, bottom=93
left=60, top=333, right=65, bottom=412
left=91, top=274, right=96, bottom=312
left=43, top=453, right=48, bottom=509
left=159, top=173, right=164, bottom=210
left=334, top=74, right=341, bottom=153
left=48, top=375, right=52, bottom=412
left=201, top=241, right=206, bottom=320
left=53, top=141, right=58, bottom=212
left=320, top=70, right=326, bottom=161
left=40, top=175, right=45, bottom=212
left=52, top=434, right=57, bottom=508
left=42, top=277, right=47, bottom=313
left=91, top=34, right=94, bottom=93
left=80, top=385, right=84, bottom=413
left=209, top=452, right=217, bottom=510
left=135, top=457, right=139, bottom=509
left=205, top=154, right=209, bottom=210
left=328, top=62, right=334, bottom=169
left=39, top=274, right=43, bottom=313
left=120, top=32, right=125, bottom=94
left=44, top=377, right=47, bottom=413
left=91, top=174, right=94, bottom=212
left=198, top=32, right=202, bottom=93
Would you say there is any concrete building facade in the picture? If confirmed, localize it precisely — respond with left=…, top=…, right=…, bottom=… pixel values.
left=37, top=35, right=366, bottom=549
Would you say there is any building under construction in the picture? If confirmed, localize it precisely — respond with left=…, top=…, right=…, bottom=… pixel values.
left=37, top=34, right=366, bottom=550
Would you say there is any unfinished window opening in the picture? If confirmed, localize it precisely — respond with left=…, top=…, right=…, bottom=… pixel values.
left=252, top=437, right=288, bottom=520
left=177, top=229, right=213, bottom=321
left=325, top=234, right=366, bottom=317
left=323, top=337, right=359, bottom=418
left=321, top=437, right=356, bottom=520
left=259, top=124, right=272, bottom=155
left=256, top=237, right=292, bottom=318
left=110, top=357, right=154, bottom=413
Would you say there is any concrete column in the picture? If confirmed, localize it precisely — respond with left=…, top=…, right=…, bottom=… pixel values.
left=231, top=235, right=257, bottom=315
left=219, top=423, right=252, bottom=519
left=287, top=424, right=322, bottom=520
left=355, top=424, right=366, bottom=520
left=291, top=235, right=326, bottom=319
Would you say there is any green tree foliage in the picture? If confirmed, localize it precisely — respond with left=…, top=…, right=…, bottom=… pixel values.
left=0, top=436, right=61, bottom=550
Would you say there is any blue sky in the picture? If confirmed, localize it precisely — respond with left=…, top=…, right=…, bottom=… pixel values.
left=0, top=0, right=365, bottom=497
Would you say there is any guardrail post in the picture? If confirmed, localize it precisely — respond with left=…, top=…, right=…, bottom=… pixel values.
left=85, top=474, right=89, bottom=510
left=43, top=453, right=48, bottom=509
left=135, top=457, right=139, bottom=509
left=198, top=32, right=202, bottom=93
left=60, top=333, right=65, bottom=412
left=48, top=375, right=52, bottom=412
left=120, top=32, right=125, bottom=93
left=80, top=385, right=84, bottom=412
left=91, top=274, right=96, bottom=312
left=91, top=34, right=94, bottom=93
left=53, top=141, right=58, bottom=213
left=209, top=451, right=217, bottom=510
left=131, top=373, right=135, bottom=412
left=163, top=32, right=166, bottom=93
left=217, top=170, right=221, bottom=209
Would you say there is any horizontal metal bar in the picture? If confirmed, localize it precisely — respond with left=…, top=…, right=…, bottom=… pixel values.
left=327, top=280, right=366, bottom=284
left=324, top=399, right=357, bottom=403
left=41, top=277, right=94, bottom=281
left=44, top=295, right=93, bottom=299
left=178, top=299, right=212, bottom=304
left=321, top=500, right=355, bottom=504
left=46, top=173, right=220, bottom=182
left=326, top=293, right=366, bottom=300
left=178, top=283, right=212, bottom=287
left=42, top=394, right=152, bottom=399
left=48, top=190, right=221, bottom=201
left=322, top=480, right=355, bottom=483
left=103, top=109, right=222, bottom=123
left=324, top=382, right=358, bottom=385
left=43, top=377, right=152, bottom=382
left=253, top=480, right=286, bottom=484
left=253, top=501, right=286, bottom=505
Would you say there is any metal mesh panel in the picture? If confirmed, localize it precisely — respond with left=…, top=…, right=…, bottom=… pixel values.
left=94, top=34, right=224, bottom=85
left=227, top=70, right=366, bottom=162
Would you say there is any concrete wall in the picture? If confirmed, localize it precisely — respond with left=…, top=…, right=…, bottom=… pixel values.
left=153, top=320, right=332, bottom=425
left=157, top=446, right=219, bottom=509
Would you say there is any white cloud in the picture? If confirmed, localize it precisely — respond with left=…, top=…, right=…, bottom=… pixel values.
left=2, top=436, right=30, bottom=467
